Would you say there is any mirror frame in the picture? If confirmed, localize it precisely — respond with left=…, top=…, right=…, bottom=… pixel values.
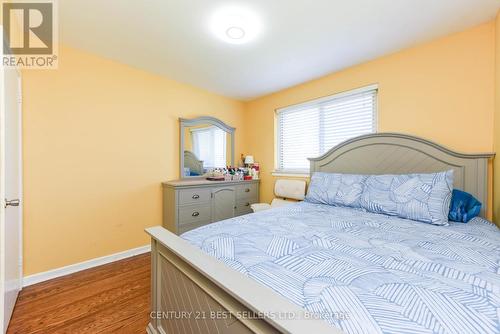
left=179, top=116, right=236, bottom=178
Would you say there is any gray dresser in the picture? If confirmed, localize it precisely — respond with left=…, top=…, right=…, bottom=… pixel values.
left=162, top=179, right=260, bottom=235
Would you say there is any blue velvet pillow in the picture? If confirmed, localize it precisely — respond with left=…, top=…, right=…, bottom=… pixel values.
left=448, top=189, right=481, bottom=223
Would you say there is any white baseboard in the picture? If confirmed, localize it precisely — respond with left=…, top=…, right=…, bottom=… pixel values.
left=23, top=244, right=151, bottom=287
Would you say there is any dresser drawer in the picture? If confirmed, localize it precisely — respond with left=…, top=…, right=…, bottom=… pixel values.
left=178, top=188, right=211, bottom=205
left=178, top=220, right=212, bottom=235
left=236, top=197, right=258, bottom=209
left=235, top=197, right=258, bottom=217
left=178, top=204, right=211, bottom=225
left=235, top=206, right=253, bottom=217
left=236, top=183, right=258, bottom=199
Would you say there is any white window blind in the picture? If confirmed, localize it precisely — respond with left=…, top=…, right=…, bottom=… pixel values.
left=277, top=85, right=377, bottom=173
left=191, top=126, right=227, bottom=168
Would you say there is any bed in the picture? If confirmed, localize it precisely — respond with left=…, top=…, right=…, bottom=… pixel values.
left=146, top=133, right=495, bottom=334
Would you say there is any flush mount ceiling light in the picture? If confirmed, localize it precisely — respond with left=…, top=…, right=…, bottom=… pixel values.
left=226, top=26, right=245, bottom=40
left=209, top=6, right=262, bottom=45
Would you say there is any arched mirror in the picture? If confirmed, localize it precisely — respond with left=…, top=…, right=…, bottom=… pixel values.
left=180, top=117, right=235, bottom=178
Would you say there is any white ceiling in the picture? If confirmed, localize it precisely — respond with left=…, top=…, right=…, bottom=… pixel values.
left=60, top=0, right=500, bottom=100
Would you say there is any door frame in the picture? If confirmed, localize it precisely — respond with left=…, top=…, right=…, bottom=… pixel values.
left=0, top=56, right=23, bottom=332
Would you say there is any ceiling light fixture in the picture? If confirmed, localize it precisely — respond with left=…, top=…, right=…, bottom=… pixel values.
left=209, top=6, right=262, bottom=45
left=226, top=26, right=245, bottom=40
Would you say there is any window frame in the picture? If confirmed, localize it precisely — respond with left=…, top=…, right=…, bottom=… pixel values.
left=274, top=84, right=378, bottom=176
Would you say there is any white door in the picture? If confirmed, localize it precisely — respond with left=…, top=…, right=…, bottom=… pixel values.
left=0, top=64, right=23, bottom=333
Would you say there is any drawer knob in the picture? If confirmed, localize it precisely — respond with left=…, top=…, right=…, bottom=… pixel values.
left=245, top=188, right=250, bottom=193
left=192, top=212, right=200, bottom=217
left=245, top=203, right=250, bottom=207
left=192, top=194, right=200, bottom=199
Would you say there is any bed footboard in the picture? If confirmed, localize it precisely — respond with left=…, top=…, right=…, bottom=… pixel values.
left=145, top=226, right=337, bottom=334
left=148, top=239, right=280, bottom=334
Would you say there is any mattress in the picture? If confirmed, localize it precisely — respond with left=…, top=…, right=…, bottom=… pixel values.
left=182, top=202, right=500, bottom=334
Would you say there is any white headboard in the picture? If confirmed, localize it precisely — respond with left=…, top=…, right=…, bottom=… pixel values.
left=308, top=133, right=495, bottom=217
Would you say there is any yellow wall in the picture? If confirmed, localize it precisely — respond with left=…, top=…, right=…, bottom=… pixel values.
left=244, top=22, right=496, bottom=219
left=22, top=20, right=499, bottom=275
left=495, top=12, right=500, bottom=224
left=22, top=46, right=245, bottom=275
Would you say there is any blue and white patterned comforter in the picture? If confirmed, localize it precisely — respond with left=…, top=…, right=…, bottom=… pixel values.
left=182, top=202, right=500, bottom=334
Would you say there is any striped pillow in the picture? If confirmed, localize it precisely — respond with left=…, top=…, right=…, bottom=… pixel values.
left=306, top=170, right=454, bottom=226
left=305, top=172, right=367, bottom=208
left=360, top=170, right=454, bottom=226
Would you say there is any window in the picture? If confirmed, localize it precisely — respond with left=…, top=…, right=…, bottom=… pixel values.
left=191, top=126, right=227, bottom=168
left=276, top=85, right=377, bottom=173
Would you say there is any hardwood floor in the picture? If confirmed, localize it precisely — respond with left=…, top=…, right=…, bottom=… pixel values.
left=7, top=253, right=151, bottom=334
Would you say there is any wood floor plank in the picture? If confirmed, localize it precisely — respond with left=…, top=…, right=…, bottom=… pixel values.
left=7, top=253, right=151, bottom=334
left=16, top=263, right=149, bottom=316
left=12, top=272, right=149, bottom=333
left=17, top=255, right=150, bottom=306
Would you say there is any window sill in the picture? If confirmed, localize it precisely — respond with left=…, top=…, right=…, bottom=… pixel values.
left=271, top=171, right=310, bottom=178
